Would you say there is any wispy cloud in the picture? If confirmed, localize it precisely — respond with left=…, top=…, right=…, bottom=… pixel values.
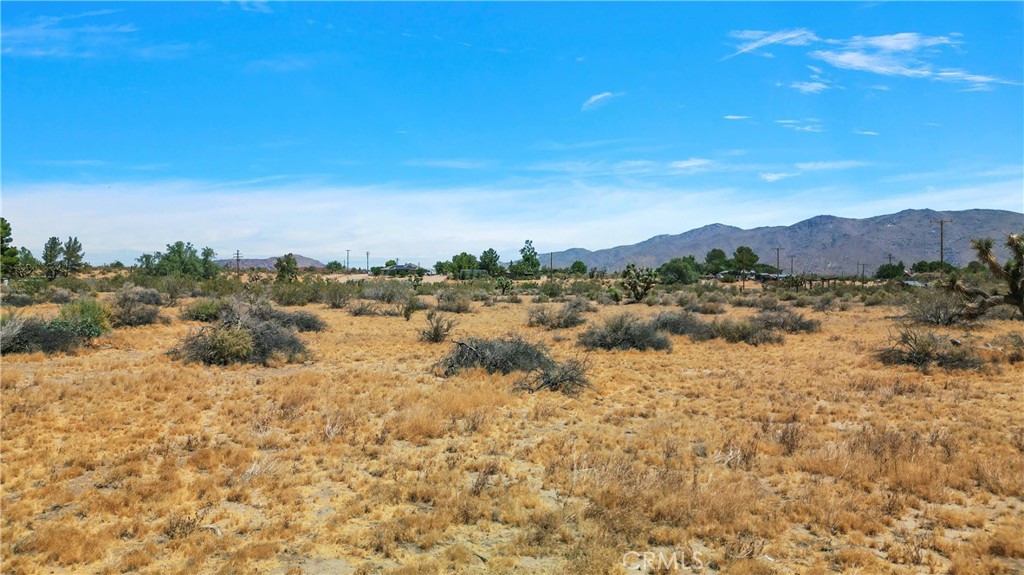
left=725, top=28, right=819, bottom=59
left=852, top=129, right=879, bottom=136
left=581, top=91, right=624, bottom=111
left=775, top=119, right=824, bottom=133
left=1, top=9, right=193, bottom=60
left=760, top=172, right=799, bottom=183
left=794, top=160, right=870, bottom=171
left=790, top=81, right=830, bottom=94
left=722, top=115, right=749, bottom=120
left=669, top=158, right=714, bottom=173
left=247, top=54, right=315, bottom=72
left=405, top=159, right=494, bottom=170
left=233, top=1, right=273, bottom=14
left=726, top=28, right=1014, bottom=91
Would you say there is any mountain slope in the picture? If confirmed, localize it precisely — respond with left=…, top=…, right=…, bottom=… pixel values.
left=551, top=209, right=1023, bottom=274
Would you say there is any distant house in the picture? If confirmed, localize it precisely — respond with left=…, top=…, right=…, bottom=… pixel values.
left=379, top=263, right=428, bottom=277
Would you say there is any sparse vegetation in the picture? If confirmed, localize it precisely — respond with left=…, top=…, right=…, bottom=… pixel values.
left=109, top=284, right=164, bottom=327
left=527, top=297, right=593, bottom=329
left=419, top=310, right=458, bottom=343
left=578, top=312, right=672, bottom=351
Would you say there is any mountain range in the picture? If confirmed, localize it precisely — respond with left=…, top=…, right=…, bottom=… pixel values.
left=214, top=254, right=325, bottom=271
left=551, top=209, right=1023, bottom=274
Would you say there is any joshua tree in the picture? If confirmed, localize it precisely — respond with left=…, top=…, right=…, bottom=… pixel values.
left=946, top=233, right=1023, bottom=319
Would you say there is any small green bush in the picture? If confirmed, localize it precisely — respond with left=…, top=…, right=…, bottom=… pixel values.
left=362, top=281, right=413, bottom=304
left=2, top=291, right=35, bottom=307
left=348, top=301, right=379, bottom=316
left=711, top=318, right=783, bottom=346
left=528, top=298, right=592, bottom=330
left=270, top=281, right=317, bottom=306
left=419, top=310, right=458, bottom=343
left=181, top=298, right=228, bottom=322
left=323, top=281, right=359, bottom=309
left=58, top=298, right=111, bottom=334
left=578, top=313, right=671, bottom=352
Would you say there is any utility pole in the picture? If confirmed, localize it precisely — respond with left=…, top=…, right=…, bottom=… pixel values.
left=235, top=250, right=242, bottom=275
left=549, top=252, right=553, bottom=274
left=774, top=247, right=782, bottom=274
left=366, top=251, right=370, bottom=273
left=346, top=249, right=350, bottom=271
left=789, top=255, right=795, bottom=276
left=887, top=253, right=894, bottom=266
left=931, top=218, right=952, bottom=279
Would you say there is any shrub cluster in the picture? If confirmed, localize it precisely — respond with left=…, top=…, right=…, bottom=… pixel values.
left=323, top=281, right=360, bottom=309
left=170, top=296, right=324, bottom=366
left=1, top=314, right=102, bottom=354
left=877, top=324, right=983, bottom=372
left=527, top=298, right=593, bottom=329
left=436, top=336, right=587, bottom=396
left=906, top=289, right=967, bottom=326
left=181, top=298, right=229, bottom=322
left=435, top=287, right=472, bottom=313
left=578, top=313, right=672, bottom=351
left=109, top=284, right=163, bottom=327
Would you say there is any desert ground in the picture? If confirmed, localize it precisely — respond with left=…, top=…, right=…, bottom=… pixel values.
left=1, top=278, right=1022, bottom=574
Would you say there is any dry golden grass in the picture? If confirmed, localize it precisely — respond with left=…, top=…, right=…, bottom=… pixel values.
left=2, top=287, right=1022, bottom=574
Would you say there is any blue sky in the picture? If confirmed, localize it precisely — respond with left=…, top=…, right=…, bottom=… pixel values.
left=2, top=2, right=1022, bottom=266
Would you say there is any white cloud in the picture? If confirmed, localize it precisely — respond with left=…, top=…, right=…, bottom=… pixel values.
left=760, top=172, right=799, bottom=182
left=845, top=32, right=958, bottom=52
left=247, top=55, right=314, bottom=72
left=794, top=160, right=869, bottom=171
left=775, top=119, right=824, bottom=133
left=724, top=28, right=819, bottom=59
left=670, top=158, right=714, bottom=172
left=810, top=50, right=931, bottom=78
left=790, top=81, right=830, bottom=94
left=581, top=91, right=624, bottom=111
left=722, top=115, right=749, bottom=120
left=853, top=129, right=879, bottom=136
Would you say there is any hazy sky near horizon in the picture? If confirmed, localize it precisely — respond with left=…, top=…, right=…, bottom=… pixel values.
left=3, top=1, right=1022, bottom=266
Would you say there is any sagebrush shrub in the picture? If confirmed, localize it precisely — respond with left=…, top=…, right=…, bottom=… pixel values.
left=907, top=289, right=967, bottom=326
left=437, top=336, right=555, bottom=376
left=878, top=324, right=983, bottom=371
left=110, top=285, right=162, bottom=327
left=419, top=310, right=458, bottom=343
left=436, top=287, right=472, bottom=313
left=578, top=313, right=671, bottom=351
left=654, top=311, right=716, bottom=341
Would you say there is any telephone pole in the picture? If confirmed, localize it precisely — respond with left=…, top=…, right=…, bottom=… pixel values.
left=774, top=247, right=782, bottom=274
left=366, top=251, right=370, bottom=272
left=931, top=218, right=952, bottom=279
left=234, top=250, right=242, bottom=275
left=887, top=253, right=894, bottom=266
left=789, top=255, right=795, bottom=276
left=346, top=249, right=350, bottom=271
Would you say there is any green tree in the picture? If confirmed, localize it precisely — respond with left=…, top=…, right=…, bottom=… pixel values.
left=136, top=241, right=220, bottom=280
left=704, top=248, right=728, bottom=274
left=658, top=256, right=700, bottom=285
left=451, top=252, right=479, bottom=277
left=275, top=253, right=299, bottom=283
left=568, top=260, right=588, bottom=275
left=0, top=218, right=19, bottom=279
left=61, top=237, right=85, bottom=276
left=511, top=240, right=541, bottom=277
left=385, top=259, right=398, bottom=267
left=874, top=261, right=906, bottom=280
left=434, top=260, right=454, bottom=276
left=42, top=237, right=65, bottom=280
left=324, top=260, right=345, bottom=273
left=480, top=248, right=503, bottom=276
left=200, top=247, right=219, bottom=279
left=621, top=263, right=658, bottom=302
left=732, top=246, right=759, bottom=290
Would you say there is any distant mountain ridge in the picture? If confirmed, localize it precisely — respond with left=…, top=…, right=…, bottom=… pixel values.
left=551, top=209, right=1023, bottom=274
left=214, top=254, right=325, bottom=270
